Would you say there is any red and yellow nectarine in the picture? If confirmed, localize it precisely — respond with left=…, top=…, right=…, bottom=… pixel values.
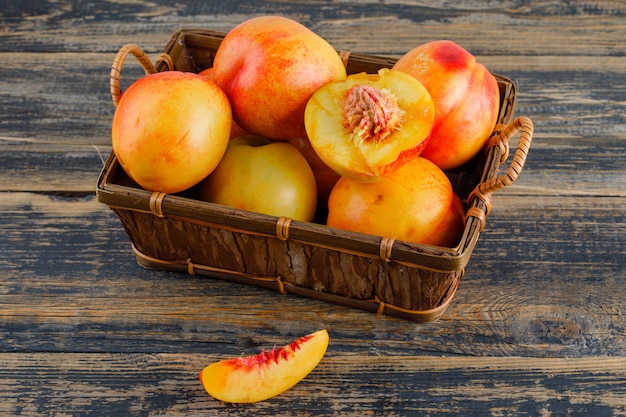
left=305, top=68, right=434, bottom=182
left=212, top=16, right=347, bottom=141
left=112, top=71, right=231, bottom=194
left=393, top=40, right=500, bottom=170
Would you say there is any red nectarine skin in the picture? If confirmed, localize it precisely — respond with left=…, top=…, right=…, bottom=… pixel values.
left=213, top=16, right=347, bottom=141
left=227, top=334, right=313, bottom=369
left=430, top=41, right=471, bottom=71
left=393, top=40, right=500, bottom=170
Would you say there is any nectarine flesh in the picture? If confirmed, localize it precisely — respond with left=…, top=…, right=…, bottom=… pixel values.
left=305, top=68, right=434, bottom=182
left=200, top=329, right=329, bottom=403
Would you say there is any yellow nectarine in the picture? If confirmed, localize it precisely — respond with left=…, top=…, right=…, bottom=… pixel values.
left=199, top=135, right=318, bottom=222
left=112, top=71, right=231, bottom=194
left=327, top=156, right=465, bottom=247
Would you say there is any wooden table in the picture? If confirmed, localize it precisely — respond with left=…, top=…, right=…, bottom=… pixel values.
left=2, top=1, right=625, bottom=415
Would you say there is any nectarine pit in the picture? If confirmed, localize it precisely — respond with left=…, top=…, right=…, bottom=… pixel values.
left=342, top=84, right=405, bottom=144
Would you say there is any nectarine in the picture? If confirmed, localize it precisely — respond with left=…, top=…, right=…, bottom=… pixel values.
left=200, top=329, right=329, bottom=403
left=327, top=156, right=465, bottom=247
left=393, top=40, right=500, bottom=170
left=305, top=68, right=434, bottom=182
left=199, top=135, right=318, bottom=222
left=112, top=71, right=231, bottom=194
left=212, top=16, right=347, bottom=141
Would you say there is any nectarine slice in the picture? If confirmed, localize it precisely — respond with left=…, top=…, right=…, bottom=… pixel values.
left=304, top=68, right=434, bottom=182
left=200, top=329, right=329, bottom=403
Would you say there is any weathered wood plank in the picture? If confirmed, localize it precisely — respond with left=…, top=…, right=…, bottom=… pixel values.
left=2, top=281, right=624, bottom=357
left=1, top=0, right=625, bottom=56
left=0, top=353, right=625, bottom=416
left=0, top=52, right=118, bottom=144
left=1, top=193, right=624, bottom=357
left=0, top=143, right=110, bottom=192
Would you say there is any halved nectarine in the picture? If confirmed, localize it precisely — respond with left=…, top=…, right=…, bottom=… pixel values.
left=199, top=329, right=329, bottom=403
left=304, top=68, right=434, bottom=182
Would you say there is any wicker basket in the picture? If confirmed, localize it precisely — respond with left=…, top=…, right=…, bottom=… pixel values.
left=97, top=29, right=533, bottom=322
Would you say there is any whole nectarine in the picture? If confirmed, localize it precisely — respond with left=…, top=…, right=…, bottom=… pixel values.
left=393, top=40, right=500, bottom=170
left=112, top=71, right=231, bottom=194
left=212, top=16, right=347, bottom=141
left=199, top=135, right=318, bottom=222
left=327, top=156, right=465, bottom=247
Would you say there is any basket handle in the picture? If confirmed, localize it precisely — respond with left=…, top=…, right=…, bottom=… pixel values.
left=469, top=116, right=534, bottom=214
left=110, top=44, right=175, bottom=107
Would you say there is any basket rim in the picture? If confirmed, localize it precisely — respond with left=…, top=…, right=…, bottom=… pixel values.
left=97, top=150, right=491, bottom=273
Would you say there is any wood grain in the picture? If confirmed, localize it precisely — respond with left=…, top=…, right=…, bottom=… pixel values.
left=1, top=353, right=625, bottom=415
left=1, top=195, right=623, bottom=356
